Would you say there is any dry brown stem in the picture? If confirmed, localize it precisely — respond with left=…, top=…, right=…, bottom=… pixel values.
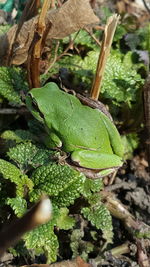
left=91, top=14, right=120, bottom=100
left=27, top=0, right=51, bottom=88
left=101, top=191, right=139, bottom=230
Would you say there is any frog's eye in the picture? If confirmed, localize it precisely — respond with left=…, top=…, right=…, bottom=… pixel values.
left=32, top=99, right=39, bottom=110
left=31, top=98, right=44, bottom=119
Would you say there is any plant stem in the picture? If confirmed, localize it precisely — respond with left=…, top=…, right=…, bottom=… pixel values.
left=91, top=14, right=120, bottom=100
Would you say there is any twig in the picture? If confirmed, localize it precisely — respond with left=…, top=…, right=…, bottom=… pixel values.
left=90, top=14, right=120, bottom=100
left=142, top=0, right=150, bottom=13
left=28, top=0, right=51, bottom=88
left=44, top=41, right=60, bottom=74
left=101, top=191, right=139, bottom=230
left=110, top=243, right=131, bottom=256
left=92, top=242, right=132, bottom=266
left=84, top=26, right=101, bottom=47
left=137, top=239, right=150, bottom=267
left=0, top=107, right=29, bottom=115
left=108, top=170, right=117, bottom=185
left=45, top=31, right=80, bottom=75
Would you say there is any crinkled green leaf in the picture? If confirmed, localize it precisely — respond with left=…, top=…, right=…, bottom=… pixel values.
left=52, top=173, right=85, bottom=207
left=0, top=159, right=26, bottom=185
left=7, top=142, right=55, bottom=171
left=113, top=25, right=127, bottom=42
left=70, top=229, right=94, bottom=260
left=24, top=221, right=59, bottom=263
left=6, top=197, right=27, bottom=217
left=31, top=163, right=85, bottom=197
left=70, top=229, right=83, bottom=258
left=84, top=51, right=144, bottom=103
left=0, top=159, right=33, bottom=197
left=59, top=50, right=143, bottom=105
left=0, top=67, right=27, bottom=105
left=56, top=207, right=75, bottom=230
left=82, top=203, right=113, bottom=245
left=81, top=178, right=103, bottom=198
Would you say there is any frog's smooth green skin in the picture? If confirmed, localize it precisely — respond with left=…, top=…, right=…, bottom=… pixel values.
left=26, top=82, right=124, bottom=176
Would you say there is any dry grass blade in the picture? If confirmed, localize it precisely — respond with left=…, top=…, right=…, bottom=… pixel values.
left=91, top=14, right=120, bottom=100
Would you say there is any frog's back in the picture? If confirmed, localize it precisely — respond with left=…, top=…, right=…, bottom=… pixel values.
left=36, top=83, right=113, bottom=153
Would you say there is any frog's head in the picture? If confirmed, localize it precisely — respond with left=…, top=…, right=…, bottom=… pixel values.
left=26, top=91, right=45, bottom=124
left=26, top=82, right=60, bottom=125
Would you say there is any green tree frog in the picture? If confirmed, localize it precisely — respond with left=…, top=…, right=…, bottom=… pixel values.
left=26, top=82, right=124, bottom=176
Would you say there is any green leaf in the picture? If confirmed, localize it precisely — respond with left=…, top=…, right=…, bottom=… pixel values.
left=6, top=197, right=27, bottom=217
left=61, top=49, right=144, bottom=105
left=0, top=67, right=27, bottom=105
left=82, top=203, right=113, bottom=245
left=70, top=229, right=94, bottom=260
left=102, top=53, right=144, bottom=103
left=56, top=207, right=75, bottom=230
left=24, top=221, right=59, bottom=263
left=113, top=25, right=127, bottom=42
left=0, top=159, right=33, bottom=197
left=7, top=142, right=55, bottom=171
left=81, top=178, right=103, bottom=198
left=52, top=173, right=85, bottom=207
left=0, top=159, right=26, bottom=185
left=31, top=163, right=85, bottom=197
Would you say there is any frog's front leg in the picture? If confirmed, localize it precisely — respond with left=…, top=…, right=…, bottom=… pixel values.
left=45, top=132, right=62, bottom=149
left=71, top=149, right=123, bottom=170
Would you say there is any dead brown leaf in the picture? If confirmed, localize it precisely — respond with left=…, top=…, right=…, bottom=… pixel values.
left=0, top=0, right=99, bottom=66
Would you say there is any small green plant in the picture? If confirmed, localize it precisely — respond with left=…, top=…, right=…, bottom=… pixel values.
left=0, top=136, right=112, bottom=263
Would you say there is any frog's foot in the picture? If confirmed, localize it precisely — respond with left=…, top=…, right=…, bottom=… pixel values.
left=71, top=149, right=123, bottom=170
left=68, top=164, right=119, bottom=178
